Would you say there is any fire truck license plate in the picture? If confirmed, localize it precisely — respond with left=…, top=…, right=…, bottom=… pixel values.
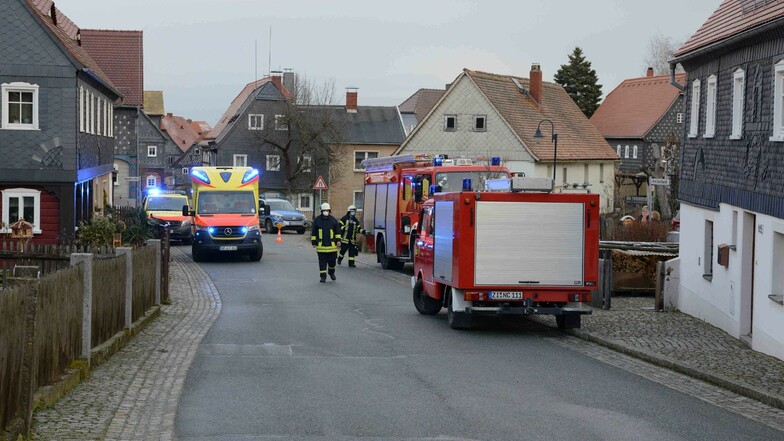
left=219, top=246, right=238, bottom=251
left=489, top=291, right=523, bottom=300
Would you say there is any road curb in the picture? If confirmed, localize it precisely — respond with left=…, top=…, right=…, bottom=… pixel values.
left=566, top=328, right=784, bottom=411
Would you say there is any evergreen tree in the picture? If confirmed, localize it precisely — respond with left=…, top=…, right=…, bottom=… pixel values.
left=554, top=47, right=603, bottom=118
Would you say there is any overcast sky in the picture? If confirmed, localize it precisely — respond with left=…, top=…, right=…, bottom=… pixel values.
left=60, top=0, right=719, bottom=125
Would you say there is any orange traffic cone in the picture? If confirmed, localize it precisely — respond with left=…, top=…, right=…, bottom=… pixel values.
left=276, top=226, right=283, bottom=244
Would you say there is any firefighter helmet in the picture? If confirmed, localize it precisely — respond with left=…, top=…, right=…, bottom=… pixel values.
left=321, top=203, right=331, bottom=211
left=348, top=205, right=356, bottom=211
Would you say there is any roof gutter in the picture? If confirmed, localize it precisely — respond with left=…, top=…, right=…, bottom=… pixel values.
left=669, top=16, right=784, bottom=87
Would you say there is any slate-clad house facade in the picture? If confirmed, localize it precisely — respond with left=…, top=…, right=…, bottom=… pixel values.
left=590, top=71, right=685, bottom=213
left=0, top=0, right=122, bottom=242
left=671, top=0, right=784, bottom=360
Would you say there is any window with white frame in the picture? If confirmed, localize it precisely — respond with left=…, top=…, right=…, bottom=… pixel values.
left=233, top=154, right=247, bottom=167
left=704, top=220, right=714, bottom=279
left=79, top=86, right=85, bottom=132
left=731, top=69, right=745, bottom=139
left=1, top=188, right=42, bottom=233
left=624, top=145, right=629, bottom=159
left=473, top=115, right=487, bottom=132
left=354, top=151, right=378, bottom=171
left=297, top=193, right=312, bottom=211
left=147, top=145, right=157, bottom=157
left=773, top=60, right=784, bottom=141
left=193, top=147, right=200, bottom=156
left=248, top=114, right=263, bottom=130
left=599, top=163, right=605, bottom=183
left=109, top=104, right=113, bottom=137
left=444, top=115, right=457, bottom=131
left=88, top=92, right=93, bottom=134
left=168, top=156, right=175, bottom=165
left=677, top=112, right=684, bottom=124
left=704, top=75, right=717, bottom=138
left=146, top=175, right=157, bottom=188
left=266, top=154, right=280, bottom=171
left=616, top=145, right=621, bottom=157
left=300, top=154, right=312, bottom=173
left=689, top=79, right=701, bottom=137
left=97, top=100, right=102, bottom=136
left=353, top=190, right=364, bottom=210
left=632, top=145, right=638, bottom=159
left=1, top=82, right=39, bottom=130
left=182, top=167, right=190, bottom=174
left=274, top=114, right=288, bottom=131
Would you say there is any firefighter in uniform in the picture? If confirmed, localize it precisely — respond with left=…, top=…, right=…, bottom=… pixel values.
left=311, top=203, right=342, bottom=282
left=338, top=205, right=368, bottom=267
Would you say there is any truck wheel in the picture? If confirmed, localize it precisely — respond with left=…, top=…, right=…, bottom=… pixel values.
left=413, top=279, right=441, bottom=315
left=556, top=314, right=581, bottom=330
left=248, top=244, right=263, bottom=262
left=192, top=245, right=205, bottom=262
left=446, top=288, right=471, bottom=330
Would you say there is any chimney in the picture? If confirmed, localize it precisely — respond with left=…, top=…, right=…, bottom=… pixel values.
left=50, top=4, right=57, bottom=26
left=647, top=67, right=654, bottom=77
left=530, top=63, right=542, bottom=106
left=283, top=68, right=295, bottom=93
left=271, top=71, right=283, bottom=90
left=166, top=112, right=173, bottom=117
left=346, top=87, right=358, bottom=113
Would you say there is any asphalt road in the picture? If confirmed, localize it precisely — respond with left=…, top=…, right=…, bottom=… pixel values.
left=174, top=236, right=783, bottom=441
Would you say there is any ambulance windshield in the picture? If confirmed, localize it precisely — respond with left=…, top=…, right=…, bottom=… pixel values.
left=198, top=191, right=257, bottom=214
left=146, top=196, right=186, bottom=212
left=435, top=171, right=509, bottom=192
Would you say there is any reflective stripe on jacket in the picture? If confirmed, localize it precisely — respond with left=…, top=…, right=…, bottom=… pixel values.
left=311, top=214, right=342, bottom=253
left=339, top=214, right=367, bottom=242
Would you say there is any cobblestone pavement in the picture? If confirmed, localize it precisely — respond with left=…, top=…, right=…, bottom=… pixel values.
left=353, top=251, right=784, bottom=431
left=31, top=247, right=221, bottom=441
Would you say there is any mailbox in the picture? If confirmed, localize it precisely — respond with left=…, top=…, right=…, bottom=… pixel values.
left=717, top=243, right=730, bottom=267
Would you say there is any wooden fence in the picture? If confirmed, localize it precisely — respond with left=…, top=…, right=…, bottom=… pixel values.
left=0, top=241, right=165, bottom=440
left=92, top=257, right=127, bottom=347
left=0, top=241, right=114, bottom=286
left=132, top=245, right=157, bottom=322
left=0, top=285, right=27, bottom=433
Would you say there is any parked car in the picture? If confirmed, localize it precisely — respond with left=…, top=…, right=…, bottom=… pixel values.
left=259, top=197, right=308, bottom=234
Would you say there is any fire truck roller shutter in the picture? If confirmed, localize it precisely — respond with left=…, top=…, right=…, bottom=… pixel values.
left=375, top=184, right=388, bottom=230
left=474, top=201, right=585, bottom=286
left=385, top=183, right=399, bottom=256
left=433, top=200, right=454, bottom=283
left=363, top=186, right=376, bottom=233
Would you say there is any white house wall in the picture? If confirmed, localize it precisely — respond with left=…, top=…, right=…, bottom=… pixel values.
left=533, top=162, right=615, bottom=213
left=399, top=75, right=535, bottom=163
left=678, top=202, right=784, bottom=361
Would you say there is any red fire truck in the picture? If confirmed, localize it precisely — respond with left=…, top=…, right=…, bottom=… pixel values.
left=411, top=176, right=598, bottom=330
left=362, top=154, right=509, bottom=270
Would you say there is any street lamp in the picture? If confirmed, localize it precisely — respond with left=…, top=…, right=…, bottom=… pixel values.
left=533, top=119, right=558, bottom=187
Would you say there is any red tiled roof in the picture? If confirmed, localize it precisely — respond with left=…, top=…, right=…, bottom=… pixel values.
left=590, top=73, right=686, bottom=139
left=204, top=78, right=271, bottom=141
left=25, top=0, right=121, bottom=98
left=191, top=121, right=211, bottom=135
left=466, top=70, right=618, bottom=161
left=161, top=114, right=205, bottom=153
left=675, top=0, right=784, bottom=57
left=399, top=88, right=445, bottom=123
left=80, top=29, right=144, bottom=106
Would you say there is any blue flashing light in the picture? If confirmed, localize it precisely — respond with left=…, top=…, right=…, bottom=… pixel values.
left=240, top=226, right=248, bottom=234
left=147, top=188, right=160, bottom=196
left=433, top=157, right=443, bottom=167
left=491, top=156, right=501, bottom=166
left=208, top=227, right=216, bottom=235
left=242, top=168, right=260, bottom=184
left=430, top=185, right=439, bottom=194
left=191, top=169, right=211, bottom=185
left=462, top=178, right=473, bottom=191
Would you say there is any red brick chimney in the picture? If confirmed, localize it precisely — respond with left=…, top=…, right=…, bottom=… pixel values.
left=530, top=63, right=542, bottom=106
left=647, top=67, right=654, bottom=77
left=271, top=70, right=283, bottom=90
left=346, top=88, right=358, bottom=113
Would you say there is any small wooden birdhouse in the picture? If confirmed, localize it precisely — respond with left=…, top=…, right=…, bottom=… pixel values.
left=10, top=219, right=34, bottom=239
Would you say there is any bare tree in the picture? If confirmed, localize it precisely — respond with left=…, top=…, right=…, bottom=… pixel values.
left=250, top=74, right=346, bottom=194
left=643, top=32, right=684, bottom=75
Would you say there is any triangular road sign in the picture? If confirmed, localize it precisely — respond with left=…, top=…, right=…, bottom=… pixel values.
left=313, top=175, right=328, bottom=190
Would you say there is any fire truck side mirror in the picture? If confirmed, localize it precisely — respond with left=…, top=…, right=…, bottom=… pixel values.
left=414, top=180, right=424, bottom=203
